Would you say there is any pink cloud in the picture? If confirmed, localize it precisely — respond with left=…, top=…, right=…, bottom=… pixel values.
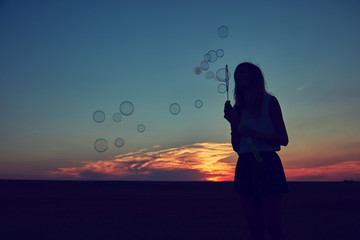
left=285, top=161, right=360, bottom=181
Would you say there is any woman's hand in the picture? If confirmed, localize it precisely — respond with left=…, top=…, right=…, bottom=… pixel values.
left=224, top=101, right=233, bottom=123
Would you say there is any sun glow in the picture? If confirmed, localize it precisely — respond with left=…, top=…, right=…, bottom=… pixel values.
left=48, top=143, right=238, bottom=181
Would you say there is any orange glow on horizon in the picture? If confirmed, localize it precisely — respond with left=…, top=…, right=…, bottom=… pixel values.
left=48, top=142, right=238, bottom=181
left=48, top=142, right=360, bottom=181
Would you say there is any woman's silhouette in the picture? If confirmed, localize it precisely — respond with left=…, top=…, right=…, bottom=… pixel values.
left=224, top=62, right=289, bottom=240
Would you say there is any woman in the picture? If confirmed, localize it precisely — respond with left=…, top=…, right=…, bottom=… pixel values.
left=224, top=62, right=289, bottom=240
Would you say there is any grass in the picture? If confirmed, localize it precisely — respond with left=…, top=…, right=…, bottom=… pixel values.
left=0, top=180, right=359, bottom=240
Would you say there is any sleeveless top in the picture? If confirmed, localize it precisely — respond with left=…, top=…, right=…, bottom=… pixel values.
left=237, top=94, right=281, bottom=153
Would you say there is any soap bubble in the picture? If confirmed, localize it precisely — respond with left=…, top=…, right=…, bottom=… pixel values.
left=217, top=84, right=227, bottom=94
left=114, top=137, right=125, bottom=148
left=204, top=50, right=217, bottom=62
left=93, top=110, right=105, bottom=123
left=205, top=71, right=214, bottom=80
left=194, top=100, right=203, bottom=108
left=217, top=25, right=229, bottom=38
left=137, top=124, right=145, bottom=133
left=120, top=101, right=134, bottom=116
left=194, top=67, right=202, bottom=75
left=113, top=113, right=122, bottom=122
left=216, top=68, right=231, bottom=82
left=169, top=103, right=181, bottom=115
left=200, top=61, right=209, bottom=71
left=216, top=49, right=224, bottom=58
left=94, top=138, right=108, bottom=152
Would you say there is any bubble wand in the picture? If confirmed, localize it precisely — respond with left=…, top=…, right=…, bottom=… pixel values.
left=242, top=133, right=263, bottom=163
left=225, top=65, right=262, bottom=163
left=225, top=65, right=229, bottom=101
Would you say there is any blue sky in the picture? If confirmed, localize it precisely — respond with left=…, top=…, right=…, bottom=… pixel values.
left=1, top=0, right=359, bottom=180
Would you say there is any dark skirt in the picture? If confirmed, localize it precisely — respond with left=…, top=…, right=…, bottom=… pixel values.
left=234, top=151, right=289, bottom=196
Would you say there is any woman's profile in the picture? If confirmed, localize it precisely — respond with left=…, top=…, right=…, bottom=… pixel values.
left=224, top=62, right=289, bottom=240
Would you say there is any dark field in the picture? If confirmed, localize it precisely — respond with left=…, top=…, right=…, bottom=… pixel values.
left=0, top=180, right=359, bottom=240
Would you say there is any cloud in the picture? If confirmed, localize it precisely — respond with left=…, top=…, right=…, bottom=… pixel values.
left=48, top=142, right=360, bottom=182
left=48, top=142, right=237, bottom=181
left=285, top=161, right=360, bottom=181
left=296, top=86, right=305, bottom=91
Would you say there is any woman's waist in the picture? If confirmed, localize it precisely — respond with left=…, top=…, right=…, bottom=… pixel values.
left=237, top=151, right=278, bottom=157
left=237, top=141, right=281, bottom=153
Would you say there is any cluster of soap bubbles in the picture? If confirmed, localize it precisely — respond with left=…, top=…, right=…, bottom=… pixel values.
left=195, top=49, right=225, bottom=76
left=92, top=101, right=135, bottom=123
left=169, top=99, right=203, bottom=115
left=93, top=137, right=126, bottom=153
left=203, top=49, right=225, bottom=64
left=92, top=101, right=145, bottom=153
left=92, top=26, right=230, bottom=153
left=193, top=25, right=231, bottom=95
left=93, top=97, right=203, bottom=152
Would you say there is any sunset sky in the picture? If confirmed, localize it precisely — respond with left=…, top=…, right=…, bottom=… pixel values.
left=1, top=0, right=359, bottom=181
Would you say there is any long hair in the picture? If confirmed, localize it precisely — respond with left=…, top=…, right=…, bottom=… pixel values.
left=233, top=62, right=270, bottom=119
